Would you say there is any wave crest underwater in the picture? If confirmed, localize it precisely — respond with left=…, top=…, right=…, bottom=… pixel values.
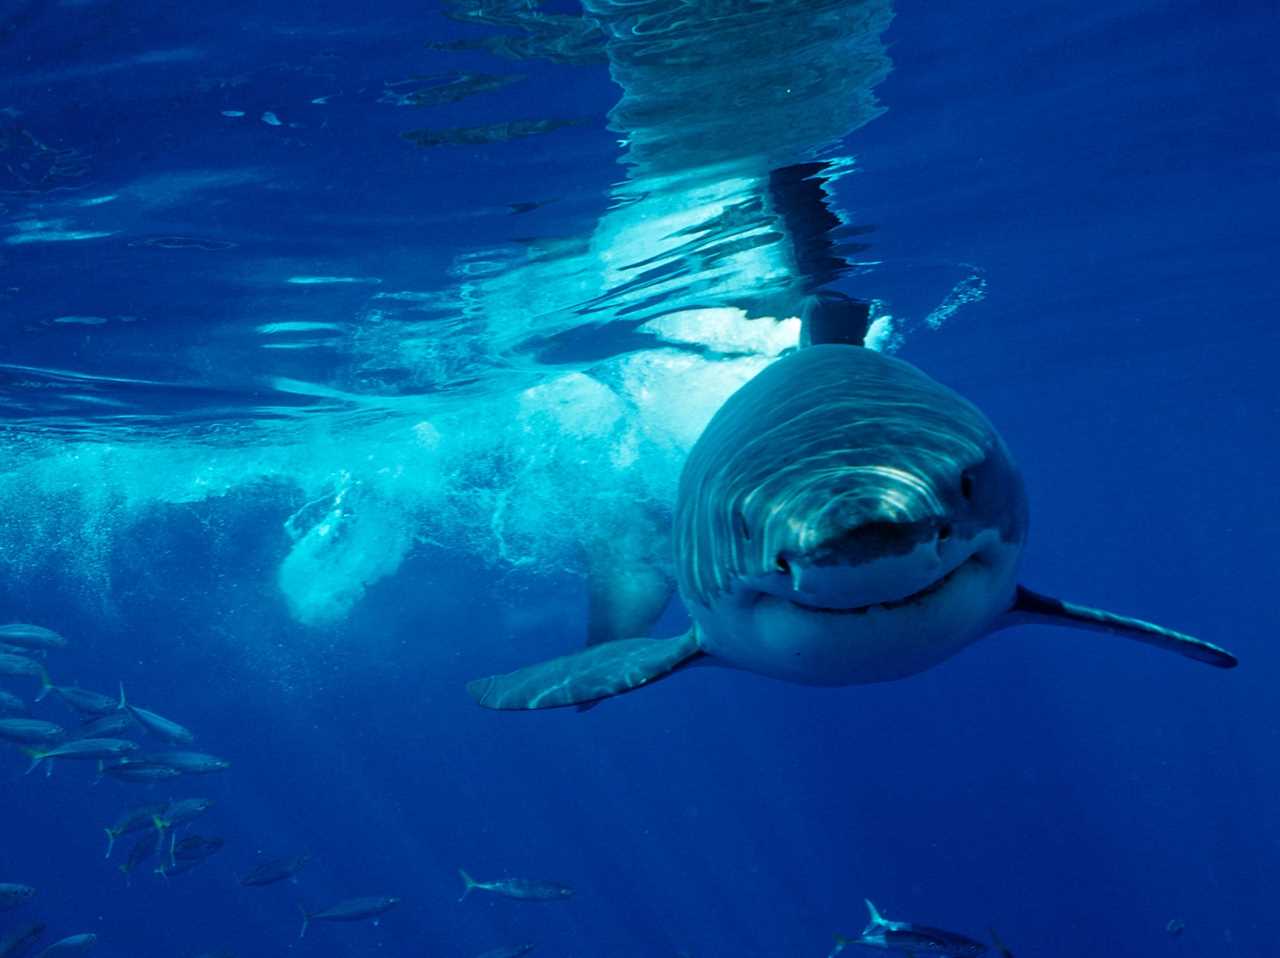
left=0, top=0, right=988, bottom=634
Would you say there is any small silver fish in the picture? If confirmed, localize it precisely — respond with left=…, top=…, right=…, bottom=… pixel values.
left=0, top=718, right=64, bottom=746
left=0, top=654, right=47, bottom=683
left=26, top=738, right=138, bottom=775
left=102, top=761, right=183, bottom=784
left=105, top=803, right=167, bottom=858
left=458, top=870, right=574, bottom=903
left=117, top=685, right=195, bottom=745
left=118, top=831, right=160, bottom=876
left=79, top=712, right=135, bottom=738
left=32, top=932, right=96, bottom=957
left=154, top=798, right=214, bottom=834
left=137, top=750, right=228, bottom=774
left=37, top=684, right=117, bottom=716
left=238, top=854, right=310, bottom=887
left=156, top=858, right=203, bottom=878
left=0, top=624, right=66, bottom=651
left=298, top=896, right=400, bottom=938
left=157, top=834, right=223, bottom=875
left=0, top=643, right=44, bottom=658
left=171, top=834, right=223, bottom=862
left=0, top=690, right=26, bottom=715
left=0, top=883, right=35, bottom=910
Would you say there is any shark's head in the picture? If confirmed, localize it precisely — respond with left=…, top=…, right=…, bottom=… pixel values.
left=742, top=430, right=1023, bottom=612
left=675, top=344, right=1028, bottom=683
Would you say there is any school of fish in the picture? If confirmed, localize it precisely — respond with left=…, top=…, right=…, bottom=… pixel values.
left=1, top=623, right=574, bottom=957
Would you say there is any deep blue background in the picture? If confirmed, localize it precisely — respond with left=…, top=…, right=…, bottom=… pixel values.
left=2, top=1, right=1278, bottom=957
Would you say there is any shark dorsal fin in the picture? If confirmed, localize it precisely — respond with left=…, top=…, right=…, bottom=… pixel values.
left=864, top=899, right=889, bottom=931
left=801, top=291, right=871, bottom=348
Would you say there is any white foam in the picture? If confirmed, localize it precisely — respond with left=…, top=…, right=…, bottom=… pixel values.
left=641, top=307, right=799, bottom=356
left=0, top=151, right=934, bottom=631
left=925, top=270, right=987, bottom=329
left=864, top=313, right=900, bottom=352
left=277, top=478, right=415, bottom=625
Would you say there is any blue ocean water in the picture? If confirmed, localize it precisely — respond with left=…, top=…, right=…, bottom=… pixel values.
left=1, top=1, right=1277, bottom=956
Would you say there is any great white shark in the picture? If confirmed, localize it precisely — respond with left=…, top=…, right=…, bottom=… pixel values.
left=468, top=340, right=1237, bottom=710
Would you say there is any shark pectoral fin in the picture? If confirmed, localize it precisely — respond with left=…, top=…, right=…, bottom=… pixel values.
left=1004, top=585, right=1238, bottom=669
left=468, top=631, right=703, bottom=710
left=799, top=289, right=871, bottom=348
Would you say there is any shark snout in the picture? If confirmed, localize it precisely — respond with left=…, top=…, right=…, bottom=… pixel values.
left=778, top=523, right=952, bottom=609
left=806, top=518, right=948, bottom=565
left=740, top=471, right=976, bottom=610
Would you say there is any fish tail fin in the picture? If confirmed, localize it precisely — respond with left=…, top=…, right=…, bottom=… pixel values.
left=458, top=868, right=477, bottom=902
left=827, top=935, right=851, bottom=958
left=34, top=675, right=52, bottom=702
left=104, top=828, right=116, bottom=859
left=22, top=749, right=44, bottom=776
left=117, top=682, right=127, bottom=711
left=298, top=905, right=311, bottom=939
left=864, top=899, right=888, bottom=932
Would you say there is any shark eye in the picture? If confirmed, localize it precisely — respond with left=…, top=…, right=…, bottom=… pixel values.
left=775, top=555, right=791, bottom=576
left=960, top=471, right=975, bottom=500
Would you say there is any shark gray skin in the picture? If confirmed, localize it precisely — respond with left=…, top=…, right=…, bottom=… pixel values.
left=468, top=343, right=1237, bottom=710
left=829, top=900, right=986, bottom=958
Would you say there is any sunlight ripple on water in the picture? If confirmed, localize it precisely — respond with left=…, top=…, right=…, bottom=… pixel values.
left=0, top=0, right=990, bottom=627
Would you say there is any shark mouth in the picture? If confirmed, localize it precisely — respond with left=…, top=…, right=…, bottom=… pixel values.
left=784, top=556, right=977, bottom=616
